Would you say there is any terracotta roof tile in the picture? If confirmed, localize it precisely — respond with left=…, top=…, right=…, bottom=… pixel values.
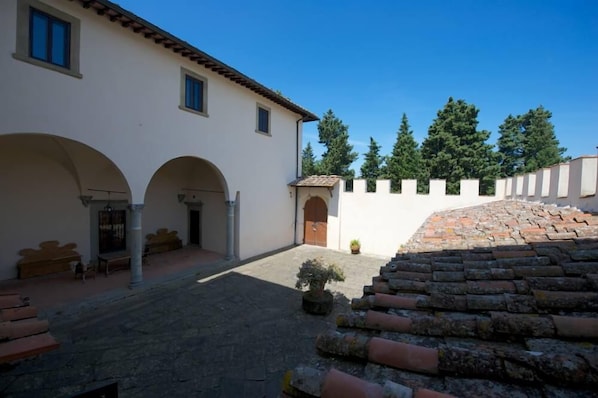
left=0, top=294, right=58, bottom=364
left=288, top=175, right=341, bottom=187
left=287, top=200, right=598, bottom=397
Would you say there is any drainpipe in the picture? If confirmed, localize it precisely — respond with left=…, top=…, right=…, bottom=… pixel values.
left=294, top=117, right=304, bottom=244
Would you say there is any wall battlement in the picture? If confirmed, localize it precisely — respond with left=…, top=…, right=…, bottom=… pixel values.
left=340, top=156, right=597, bottom=212
left=314, top=155, right=598, bottom=257
left=502, top=155, right=597, bottom=212
left=344, top=178, right=503, bottom=199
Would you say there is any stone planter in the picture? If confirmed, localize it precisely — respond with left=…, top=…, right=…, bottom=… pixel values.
left=351, top=247, right=360, bottom=254
left=302, top=290, right=333, bottom=315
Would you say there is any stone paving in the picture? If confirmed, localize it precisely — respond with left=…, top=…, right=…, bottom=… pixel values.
left=0, top=245, right=387, bottom=398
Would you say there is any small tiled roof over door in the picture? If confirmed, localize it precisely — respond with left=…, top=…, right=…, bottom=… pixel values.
left=288, top=175, right=342, bottom=188
left=284, top=200, right=598, bottom=398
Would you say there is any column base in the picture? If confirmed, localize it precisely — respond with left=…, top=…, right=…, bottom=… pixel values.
left=128, top=279, right=144, bottom=289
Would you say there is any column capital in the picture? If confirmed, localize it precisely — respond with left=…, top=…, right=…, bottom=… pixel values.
left=225, top=200, right=235, bottom=207
left=128, top=204, right=145, bottom=212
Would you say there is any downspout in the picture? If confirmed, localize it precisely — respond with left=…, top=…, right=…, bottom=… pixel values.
left=294, top=116, right=304, bottom=245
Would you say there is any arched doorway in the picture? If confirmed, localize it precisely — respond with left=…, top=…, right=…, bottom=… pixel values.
left=304, top=196, right=327, bottom=247
left=144, top=157, right=229, bottom=255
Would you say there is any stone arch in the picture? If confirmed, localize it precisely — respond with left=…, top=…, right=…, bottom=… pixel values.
left=143, top=156, right=230, bottom=255
left=0, top=133, right=132, bottom=280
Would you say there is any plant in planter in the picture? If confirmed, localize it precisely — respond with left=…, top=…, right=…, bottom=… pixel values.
left=350, top=239, right=361, bottom=254
left=295, top=257, right=345, bottom=315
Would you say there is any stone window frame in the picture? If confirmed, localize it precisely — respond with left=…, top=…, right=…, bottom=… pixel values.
left=13, top=0, right=82, bottom=78
left=256, top=103, right=271, bottom=136
left=179, top=67, right=209, bottom=117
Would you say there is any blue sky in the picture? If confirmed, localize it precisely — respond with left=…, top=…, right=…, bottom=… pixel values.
left=116, top=0, right=597, bottom=172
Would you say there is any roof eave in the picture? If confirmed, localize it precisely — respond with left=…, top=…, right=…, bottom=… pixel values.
left=72, top=0, right=319, bottom=122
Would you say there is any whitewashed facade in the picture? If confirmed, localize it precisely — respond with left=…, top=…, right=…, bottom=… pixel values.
left=0, top=0, right=317, bottom=282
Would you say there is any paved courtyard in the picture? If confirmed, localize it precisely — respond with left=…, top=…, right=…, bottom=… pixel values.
left=1, top=245, right=388, bottom=397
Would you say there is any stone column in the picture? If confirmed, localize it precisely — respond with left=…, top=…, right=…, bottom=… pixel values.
left=128, top=204, right=144, bottom=288
left=225, top=200, right=235, bottom=260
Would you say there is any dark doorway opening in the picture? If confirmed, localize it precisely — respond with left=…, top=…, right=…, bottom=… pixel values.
left=98, top=210, right=126, bottom=253
left=189, top=209, right=201, bottom=247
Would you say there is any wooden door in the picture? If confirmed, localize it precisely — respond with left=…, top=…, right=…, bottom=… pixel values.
left=304, top=197, right=327, bottom=247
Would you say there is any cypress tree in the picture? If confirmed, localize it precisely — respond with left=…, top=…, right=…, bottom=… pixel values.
left=360, top=137, right=384, bottom=192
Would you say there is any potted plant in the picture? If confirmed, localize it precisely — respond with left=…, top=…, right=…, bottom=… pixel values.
left=350, top=239, right=361, bottom=254
left=295, top=257, right=345, bottom=314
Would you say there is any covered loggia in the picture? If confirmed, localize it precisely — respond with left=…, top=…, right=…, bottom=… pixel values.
left=0, top=133, right=131, bottom=281
left=144, top=156, right=231, bottom=258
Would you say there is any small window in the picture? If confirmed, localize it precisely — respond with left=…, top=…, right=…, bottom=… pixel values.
left=13, top=0, right=81, bottom=78
left=30, top=8, right=70, bottom=68
left=256, top=104, right=270, bottom=134
left=185, top=75, right=203, bottom=112
left=179, top=67, right=208, bottom=117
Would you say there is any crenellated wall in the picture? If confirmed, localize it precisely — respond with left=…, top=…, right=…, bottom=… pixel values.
left=326, top=179, right=505, bottom=257
left=503, top=156, right=598, bottom=213
left=311, top=155, right=598, bottom=257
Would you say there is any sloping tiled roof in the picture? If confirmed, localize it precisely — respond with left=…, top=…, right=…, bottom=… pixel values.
left=0, top=294, right=59, bottom=364
left=288, top=175, right=342, bottom=188
left=71, top=0, right=319, bottom=122
left=284, top=200, right=598, bottom=397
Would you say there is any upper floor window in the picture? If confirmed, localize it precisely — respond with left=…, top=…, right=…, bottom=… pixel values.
left=256, top=104, right=270, bottom=135
left=179, top=67, right=208, bottom=117
left=185, top=75, right=204, bottom=112
left=30, top=8, right=70, bottom=68
left=13, top=0, right=81, bottom=78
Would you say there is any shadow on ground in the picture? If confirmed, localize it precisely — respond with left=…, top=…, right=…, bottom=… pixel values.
left=1, top=268, right=363, bottom=398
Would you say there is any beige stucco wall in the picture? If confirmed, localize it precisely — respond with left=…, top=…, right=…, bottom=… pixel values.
left=0, top=0, right=305, bottom=276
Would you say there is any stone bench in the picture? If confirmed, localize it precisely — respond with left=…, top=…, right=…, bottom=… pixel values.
left=17, top=241, right=81, bottom=279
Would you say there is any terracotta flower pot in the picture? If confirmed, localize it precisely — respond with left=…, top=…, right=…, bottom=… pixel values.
left=302, top=290, right=333, bottom=315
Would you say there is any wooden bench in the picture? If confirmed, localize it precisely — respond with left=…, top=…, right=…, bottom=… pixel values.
left=145, top=228, right=182, bottom=255
left=17, top=241, right=81, bottom=279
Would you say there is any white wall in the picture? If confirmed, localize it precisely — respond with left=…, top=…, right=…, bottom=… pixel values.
left=334, top=179, right=501, bottom=257
left=504, top=156, right=598, bottom=212
left=295, top=179, right=502, bottom=258
left=0, top=0, right=305, bottom=267
left=329, top=155, right=598, bottom=258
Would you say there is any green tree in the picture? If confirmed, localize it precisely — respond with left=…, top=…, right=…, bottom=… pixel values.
left=302, top=142, right=319, bottom=176
left=520, top=106, right=569, bottom=172
left=317, top=109, right=357, bottom=177
left=497, top=114, right=524, bottom=177
left=421, top=97, right=499, bottom=194
left=383, top=113, right=422, bottom=192
left=360, top=137, right=384, bottom=191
